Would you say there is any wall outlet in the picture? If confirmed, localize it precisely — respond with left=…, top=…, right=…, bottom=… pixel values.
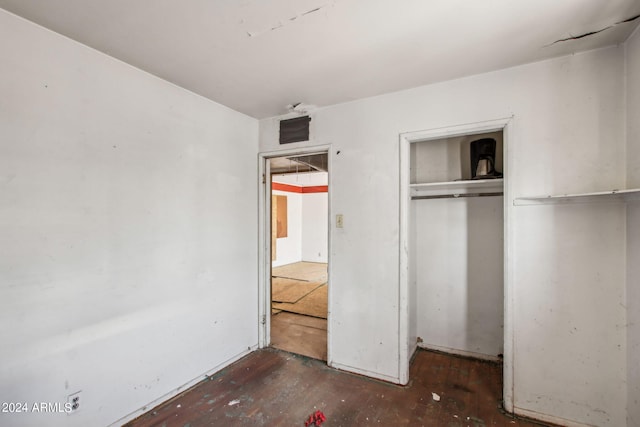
left=67, top=391, right=81, bottom=414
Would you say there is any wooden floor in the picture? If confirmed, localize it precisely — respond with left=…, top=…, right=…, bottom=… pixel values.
left=271, top=262, right=328, bottom=361
left=271, top=312, right=327, bottom=360
left=125, top=348, right=556, bottom=427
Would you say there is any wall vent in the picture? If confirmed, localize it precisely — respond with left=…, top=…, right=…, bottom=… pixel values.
left=279, top=116, right=310, bottom=144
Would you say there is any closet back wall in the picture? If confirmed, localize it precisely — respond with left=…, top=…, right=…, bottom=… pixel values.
left=414, top=197, right=504, bottom=358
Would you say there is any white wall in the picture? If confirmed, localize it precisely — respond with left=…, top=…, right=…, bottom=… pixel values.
left=301, top=193, right=329, bottom=263
left=271, top=190, right=302, bottom=267
left=260, top=45, right=627, bottom=425
left=626, top=25, right=640, bottom=427
left=629, top=28, right=640, bottom=188
left=415, top=196, right=504, bottom=359
left=0, top=10, right=258, bottom=427
left=272, top=172, right=328, bottom=267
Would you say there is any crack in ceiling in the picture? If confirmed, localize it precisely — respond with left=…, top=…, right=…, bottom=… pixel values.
left=246, top=2, right=334, bottom=38
left=547, top=13, right=640, bottom=46
left=1, top=1, right=639, bottom=118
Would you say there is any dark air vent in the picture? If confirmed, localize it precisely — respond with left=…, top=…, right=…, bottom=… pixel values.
left=279, top=116, right=311, bottom=144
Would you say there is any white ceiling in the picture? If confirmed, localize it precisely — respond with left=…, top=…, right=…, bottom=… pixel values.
left=1, top=0, right=639, bottom=119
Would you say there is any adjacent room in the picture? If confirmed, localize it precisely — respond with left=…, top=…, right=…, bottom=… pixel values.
left=1, top=1, right=639, bottom=427
left=269, top=154, right=329, bottom=361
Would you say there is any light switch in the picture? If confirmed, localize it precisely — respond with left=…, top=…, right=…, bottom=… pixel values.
left=336, top=214, right=344, bottom=228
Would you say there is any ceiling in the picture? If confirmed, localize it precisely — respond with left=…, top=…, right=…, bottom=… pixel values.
left=1, top=0, right=639, bottom=119
left=270, top=154, right=328, bottom=175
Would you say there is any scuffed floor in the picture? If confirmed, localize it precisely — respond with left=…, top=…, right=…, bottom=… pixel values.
left=125, top=348, right=556, bottom=427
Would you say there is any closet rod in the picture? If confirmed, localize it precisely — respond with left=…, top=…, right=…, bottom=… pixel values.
left=412, top=192, right=503, bottom=200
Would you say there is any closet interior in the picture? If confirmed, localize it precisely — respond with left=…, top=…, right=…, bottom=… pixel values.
left=410, top=130, right=505, bottom=361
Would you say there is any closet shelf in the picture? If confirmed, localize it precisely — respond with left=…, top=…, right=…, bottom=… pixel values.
left=410, top=178, right=503, bottom=197
left=514, top=188, right=640, bottom=206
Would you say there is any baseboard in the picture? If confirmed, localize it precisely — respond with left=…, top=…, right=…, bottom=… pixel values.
left=109, top=344, right=259, bottom=427
left=329, top=361, right=401, bottom=385
left=418, top=343, right=501, bottom=362
left=514, top=406, right=598, bottom=427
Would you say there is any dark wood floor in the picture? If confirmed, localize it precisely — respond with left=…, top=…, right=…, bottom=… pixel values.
left=125, top=348, right=556, bottom=427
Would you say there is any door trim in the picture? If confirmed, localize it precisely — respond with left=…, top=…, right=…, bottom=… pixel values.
left=257, top=144, right=332, bottom=362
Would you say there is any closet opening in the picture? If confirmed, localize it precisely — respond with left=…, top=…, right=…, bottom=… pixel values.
left=399, top=117, right=513, bottom=410
left=411, top=130, right=504, bottom=362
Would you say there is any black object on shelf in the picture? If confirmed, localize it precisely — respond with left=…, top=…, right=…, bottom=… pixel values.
left=470, top=138, right=502, bottom=179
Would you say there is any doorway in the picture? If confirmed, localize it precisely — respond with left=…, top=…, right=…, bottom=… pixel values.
left=259, top=150, right=330, bottom=361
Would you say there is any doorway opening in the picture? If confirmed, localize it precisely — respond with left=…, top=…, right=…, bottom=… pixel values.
left=267, top=152, right=329, bottom=361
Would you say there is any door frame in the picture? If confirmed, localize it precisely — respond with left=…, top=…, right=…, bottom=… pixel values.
left=398, top=117, right=515, bottom=410
left=257, top=144, right=332, bottom=361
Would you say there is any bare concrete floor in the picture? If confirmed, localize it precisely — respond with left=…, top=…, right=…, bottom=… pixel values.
left=125, top=348, right=558, bottom=427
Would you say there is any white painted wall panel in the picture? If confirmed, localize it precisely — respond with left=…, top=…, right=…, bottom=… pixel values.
left=628, top=27, right=640, bottom=189
left=514, top=204, right=626, bottom=426
left=626, top=25, right=640, bottom=427
left=272, top=190, right=302, bottom=267
left=301, top=193, right=328, bottom=263
left=260, top=44, right=627, bottom=425
left=408, top=200, right=418, bottom=358
left=272, top=172, right=328, bottom=266
left=0, top=10, right=258, bottom=427
left=415, top=196, right=504, bottom=358
left=629, top=204, right=640, bottom=427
